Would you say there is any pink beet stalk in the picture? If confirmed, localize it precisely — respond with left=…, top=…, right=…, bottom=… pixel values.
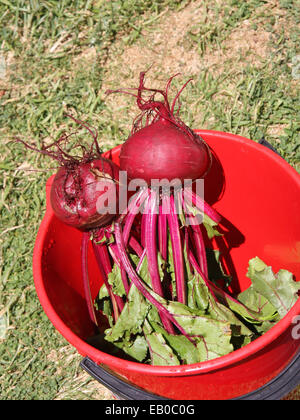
left=141, top=213, right=146, bottom=248
left=183, top=188, right=221, bottom=224
left=136, top=248, right=147, bottom=273
left=92, top=240, right=124, bottom=316
left=114, top=222, right=195, bottom=344
left=123, top=188, right=149, bottom=244
left=188, top=248, right=218, bottom=301
left=121, top=188, right=147, bottom=296
left=166, top=194, right=186, bottom=305
left=129, top=236, right=143, bottom=258
left=158, top=204, right=167, bottom=261
left=81, top=232, right=98, bottom=326
left=107, top=242, right=130, bottom=297
left=182, top=193, right=208, bottom=278
left=144, top=191, right=175, bottom=334
left=191, top=225, right=208, bottom=278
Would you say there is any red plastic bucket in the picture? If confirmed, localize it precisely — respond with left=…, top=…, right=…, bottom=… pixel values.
left=33, top=130, right=300, bottom=400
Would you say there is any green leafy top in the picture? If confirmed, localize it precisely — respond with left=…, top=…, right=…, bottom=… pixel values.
left=96, top=252, right=299, bottom=365
left=246, top=257, right=300, bottom=319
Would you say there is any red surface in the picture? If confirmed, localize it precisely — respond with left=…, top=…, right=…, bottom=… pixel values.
left=33, top=130, right=300, bottom=400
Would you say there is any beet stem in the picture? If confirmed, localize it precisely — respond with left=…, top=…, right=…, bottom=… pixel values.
left=183, top=189, right=221, bottom=224
left=129, top=236, right=143, bottom=258
left=165, top=73, right=181, bottom=99
left=184, top=227, right=193, bottom=275
left=107, top=243, right=129, bottom=296
left=123, top=188, right=148, bottom=245
left=64, top=114, right=101, bottom=156
left=191, top=225, right=208, bottom=278
left=170, top=78, right=193, bottom=115
left=114, top=222, right=195, bottom=344
left=166, top=194, right=187, bottom=305
left=121, top=188, right=148, bottom=297
left=188, top=249, right=218, bottom=302
left=136, top=248, right=147, bottom=273
left=158, top=204, right=167, bottom=261
left=182, top=191, right=208, bottom=278
left=141, top=211, right=146, bottom=248
left=92, top=240, right=124, bottom=317
left=81, top=232, right=98, bottom=326
left=145, top=191, right=175, bottom=334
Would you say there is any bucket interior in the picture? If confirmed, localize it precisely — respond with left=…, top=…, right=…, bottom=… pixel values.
left=38, top=131, right=300, bottom=350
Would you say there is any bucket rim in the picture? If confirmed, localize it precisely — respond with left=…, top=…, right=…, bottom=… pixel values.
left=33, top=130, right=300, bottom=377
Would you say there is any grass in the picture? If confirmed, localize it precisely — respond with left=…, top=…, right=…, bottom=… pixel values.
left=0, top=0, right=299, bottom=400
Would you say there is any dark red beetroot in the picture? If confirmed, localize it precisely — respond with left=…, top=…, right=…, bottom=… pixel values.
left=51, top=157, right=120, bottom=231
left=16, top=115, right=120, bottom=232
left=120, top=119, right=210, bottom=183
left=107, top=71, right=211, bottom=184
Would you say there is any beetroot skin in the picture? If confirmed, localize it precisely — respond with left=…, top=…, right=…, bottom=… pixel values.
left=120, top=118, right=210, bottom=183
left=50, top=157, right=120, bottom=231
left=107, top=71, right=212, bottom=185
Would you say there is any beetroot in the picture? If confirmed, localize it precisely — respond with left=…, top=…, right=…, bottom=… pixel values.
left=50, top=157, right=120, bottom=231
left=120, top=119, right=211, bottom=183
left=16, top=115, right=120, bottom=232
left=107, top=71, right=211, bottom=184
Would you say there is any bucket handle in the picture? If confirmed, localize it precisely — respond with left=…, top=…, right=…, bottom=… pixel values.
left=81, top=350, right=300, bottom=400
left=80, top=357, right=167, bottom=400
left=258, top=136, right=282, bottom=157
